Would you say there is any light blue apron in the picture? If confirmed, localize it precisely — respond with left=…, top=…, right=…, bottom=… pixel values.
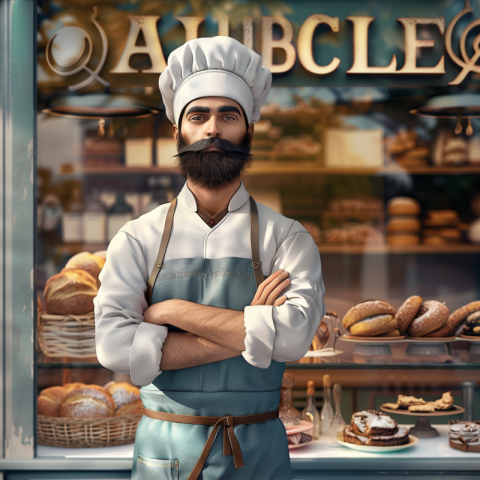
left=131, top=197, right=292, bottom=480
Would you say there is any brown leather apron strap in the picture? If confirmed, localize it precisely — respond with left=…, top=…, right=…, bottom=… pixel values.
left=146, top=198, right=177, bottom=305
left=142, top=407, right=279, bottom=480
left=249, top=196, right=264, bottom=288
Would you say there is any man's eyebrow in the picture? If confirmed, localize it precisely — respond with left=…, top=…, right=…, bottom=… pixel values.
left=185, top=105, right=242, bottom=116
left=217, top=105, right=241, bottom=115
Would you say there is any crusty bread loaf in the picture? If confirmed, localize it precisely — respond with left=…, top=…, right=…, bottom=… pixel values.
left=115, top=399, right=143, bottom=416
left=63, top=382, right=86, bottom=392
left=60, top=385, right=115, bottom=418
left=62, top=252, right=105, bottom=281
left=37, top=386, right=67, bottom=417
left=44, top=269, right=97, bottom=315
left=93, top=250, right=107, bottom=261
left=106, top=382, right=141, bottom=411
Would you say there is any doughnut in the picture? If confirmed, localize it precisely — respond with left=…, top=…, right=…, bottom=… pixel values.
left=350, top=314, right=397, bottom=337
left=395, top=296, right=423, bottom=333
left=408, top=300, right=450, bottom=337
left=446, top=301, right=480, bottom=333
left=343, top=300, right=395, bottom=330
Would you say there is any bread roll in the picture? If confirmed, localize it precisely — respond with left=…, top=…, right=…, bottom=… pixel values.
left=387, top=234, right=420, bottom=245
left=387, top=217, right=421, bottom=233
left=115, top=399, right=143, bottom=416
left=44, top=269, right=97, bottom=315
left=63, top=252, right=105, bottom=281
left=63, top=382, right=86, bottom=392
left=350, top=314, right=397, bottom=337
left=93, top=250, right=107, bottom=261
left=106, top=382, right=141, bottom=412
left=343, top=300, right=395, bottom=329
left=60, top=385, right=115, bottom=418
left=387, top=197, right=420, bottom=217
left=37, top=386, right=67, bottom=417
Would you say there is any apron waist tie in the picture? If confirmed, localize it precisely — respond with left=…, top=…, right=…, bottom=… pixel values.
left=142, top=407, right=279, bottom=480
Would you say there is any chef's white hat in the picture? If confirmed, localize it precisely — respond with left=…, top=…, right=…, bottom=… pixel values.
left=158, top=36, right=272, bottom=126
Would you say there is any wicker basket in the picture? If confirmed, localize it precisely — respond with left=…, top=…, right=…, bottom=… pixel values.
left=38, top=311, right=96, bottom=358
left=37, top=414, right=143, bottom=447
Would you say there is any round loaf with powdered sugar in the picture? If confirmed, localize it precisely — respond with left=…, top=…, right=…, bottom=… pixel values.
left=408, top=300, right=450, bottom=337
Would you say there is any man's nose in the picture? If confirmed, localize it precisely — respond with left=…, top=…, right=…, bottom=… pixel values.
left=205, top=116, right=221, bottom=138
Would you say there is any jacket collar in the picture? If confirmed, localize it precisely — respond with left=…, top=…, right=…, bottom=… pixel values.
left=178, top=180, right=250, bottom=213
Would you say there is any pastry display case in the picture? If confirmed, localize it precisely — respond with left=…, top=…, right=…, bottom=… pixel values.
left=1, top=0, right=480, bottom=479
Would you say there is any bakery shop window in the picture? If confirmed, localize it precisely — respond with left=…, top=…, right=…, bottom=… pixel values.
left=35, top=87, right=480, bottom=453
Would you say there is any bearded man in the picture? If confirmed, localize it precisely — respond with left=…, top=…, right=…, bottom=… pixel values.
left=95, top=36, right=326, bottom=480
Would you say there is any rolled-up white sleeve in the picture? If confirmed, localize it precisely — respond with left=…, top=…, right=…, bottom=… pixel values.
left=242, top=226, right=326, bottom=368
left=94, top=226, right=168, bottom=386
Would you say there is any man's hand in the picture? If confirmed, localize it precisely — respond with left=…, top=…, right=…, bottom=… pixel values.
left=250, top=269, right=290, bottom=306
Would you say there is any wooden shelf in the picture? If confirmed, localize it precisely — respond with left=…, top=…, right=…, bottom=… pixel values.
left=317, top=243, right=480, bottom=255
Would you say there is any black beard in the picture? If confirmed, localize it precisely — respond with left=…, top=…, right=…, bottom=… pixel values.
left=174, top=132, right=253, bottom=190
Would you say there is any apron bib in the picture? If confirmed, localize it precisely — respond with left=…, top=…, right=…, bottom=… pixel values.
left=131, top=197, right=292, bottom=480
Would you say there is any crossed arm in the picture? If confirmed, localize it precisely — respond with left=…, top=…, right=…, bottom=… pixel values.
left=143, top=269, right=290, bottom=370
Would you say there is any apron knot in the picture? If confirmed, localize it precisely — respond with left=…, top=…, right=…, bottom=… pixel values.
left=222, top=415, right=244, bottom=468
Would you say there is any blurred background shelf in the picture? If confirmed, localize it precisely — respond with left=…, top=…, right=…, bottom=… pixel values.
left=317, top=243, right=480, bottom=255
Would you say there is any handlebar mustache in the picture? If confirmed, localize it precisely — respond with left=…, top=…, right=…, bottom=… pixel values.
left=173, top=137, right=252, bottom=157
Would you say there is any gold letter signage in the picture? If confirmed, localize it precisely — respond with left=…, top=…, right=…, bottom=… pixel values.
left=261, top=16, right=296, bottom=73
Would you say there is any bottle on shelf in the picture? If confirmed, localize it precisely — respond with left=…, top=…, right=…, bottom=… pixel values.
left=320, top=374, right=334, bottom=436
left=62, top=185, right=84, bottom=243
left=107, top=191, right=134, bottom=242
left=83, top=189, right=107, bottom=244
left=330, top=383, right=346, bottom=441
left=301, top=380, right=320, bottom=439
left=279, top=372, right=301, bottom=418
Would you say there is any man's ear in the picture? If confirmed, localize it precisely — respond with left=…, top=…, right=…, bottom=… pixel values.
left=172, top=124, right=179, bottom=142
left=248, top=123, right=254, bottom=136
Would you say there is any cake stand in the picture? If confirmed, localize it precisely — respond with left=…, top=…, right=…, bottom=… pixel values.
left=405, top=337, right=456, bottom=356
left=340, top=335, right=406, bottom=356
left=459, top=335, right=480, bottom=355
left=380, top=405, right=465, bottom=438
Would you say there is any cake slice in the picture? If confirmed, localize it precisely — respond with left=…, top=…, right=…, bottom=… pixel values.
left=351, top=410, right=397, bottom=436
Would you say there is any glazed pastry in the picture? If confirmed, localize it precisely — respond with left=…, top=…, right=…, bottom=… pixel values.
left=408, top=300, right=450, bottom=337
left=349, top=314, right=397, bottom=337
left=433, top=391, right=454, bottom=410
left=408, top=403, right=435, bottom=412
left=351, top=410, right=397, bottom=436
left=344, top=425, right=408, bottom=447
left=343, top=300, right=396, bottom=330
left=381, top=403, right=400, bottom=410
left=462, top=310, right=480, bottom=336
left=449, top=301, right=480, bottom=335
left=380, top=329, right=401, bottom=337
left=397, top=395, right=426, bottom=407
left=395, top=296, right=423, bottom=334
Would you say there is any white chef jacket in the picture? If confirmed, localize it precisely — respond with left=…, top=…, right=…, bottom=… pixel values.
left=94, top=181, right=326, bottom=386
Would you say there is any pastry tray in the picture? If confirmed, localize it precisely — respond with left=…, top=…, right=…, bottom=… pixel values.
left=341, top=335, right=406, bottom=344
left=459, top=334, right=480, bottom=344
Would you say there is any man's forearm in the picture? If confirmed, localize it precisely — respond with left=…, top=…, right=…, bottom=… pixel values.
left=169, top=301, right=247, bottom=351
left=160, top=331, right=242, bottom=370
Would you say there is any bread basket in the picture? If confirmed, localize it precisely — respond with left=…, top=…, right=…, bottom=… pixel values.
left=38, top=311, right=96, bottom=358
left=37, top=414, right=142, bottom=447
